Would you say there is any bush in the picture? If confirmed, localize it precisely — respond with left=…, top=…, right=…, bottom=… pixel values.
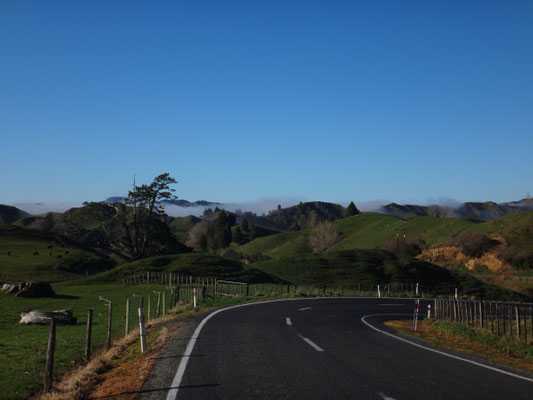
left=447, top=234, right=499, bottom=258
left=500, top=246, right=533, bottom=271
left=380, top=239, right=422, bottom=258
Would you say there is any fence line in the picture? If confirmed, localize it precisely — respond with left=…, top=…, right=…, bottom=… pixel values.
left=434, top=298, right=533, bottom=343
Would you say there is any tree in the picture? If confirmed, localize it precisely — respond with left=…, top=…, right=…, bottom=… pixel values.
left=288, top=221, right=301, bottom=231
left=308, top=221, right=341, bottom=253
left=240, top=218, right=250, bottom=232
left=232, top=226, right=242, bottom=244
left=249, top=225, right=257, bottom=241
left=206, top=211, right=236, bottom=250
left=125, top=173, right=178, bottom=257
left=344, top=201, right=360, bottom=217
left=186, top=221, right=209, bottom=251
left=82, top=173, right=178, bottom=259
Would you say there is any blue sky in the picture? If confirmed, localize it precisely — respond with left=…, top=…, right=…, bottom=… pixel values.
left=1, top=0, right=532, bottom=209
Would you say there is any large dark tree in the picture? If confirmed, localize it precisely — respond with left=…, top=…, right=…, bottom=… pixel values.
left=82, top=173, right=178, bottom=258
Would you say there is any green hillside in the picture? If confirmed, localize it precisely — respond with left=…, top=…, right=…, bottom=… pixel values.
left=169, top=215, right=201, bottom=242
left=250, top=249, right=521, bottom=301
left=238, top=212, right=482, bottom=258
left=74, top=252, right=283, bottom=285
left=0, top=205, right=30, bottom=224
left=0, top=224, right=116, bottom=282
left=463, top=211, right=533, bottom=251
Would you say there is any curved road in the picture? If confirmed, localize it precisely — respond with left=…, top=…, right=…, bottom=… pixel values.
left=139, top=298, right=532, bottom=400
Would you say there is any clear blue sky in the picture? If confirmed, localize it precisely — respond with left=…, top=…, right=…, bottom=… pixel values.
left=1, top=0, right=532, bottom=207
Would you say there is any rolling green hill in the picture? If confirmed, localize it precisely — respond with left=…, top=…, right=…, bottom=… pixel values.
left=462, top=211, right=533, bottom=251
left=169, top=215, right=201, bottom=242
left=250, top=249, right=522, bottom=301
left=73, top=252, right=283, bottom=285
left=0, top=224, right=116, bottom=282
left=237, top=212, right=483, bottom=258
left=0, top=205, right=30, bottom=224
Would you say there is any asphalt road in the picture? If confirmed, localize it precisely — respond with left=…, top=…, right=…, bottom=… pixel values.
left=139, top=298, right=533, bottom=400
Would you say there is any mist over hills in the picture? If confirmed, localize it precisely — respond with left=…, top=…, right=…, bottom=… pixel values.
left=3, top=197, right=533, bottom=223
left=379, top=198, right=533, bottom=220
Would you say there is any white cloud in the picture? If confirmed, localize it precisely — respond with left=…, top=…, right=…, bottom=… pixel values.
left=14, top=202, right=84, bottom=215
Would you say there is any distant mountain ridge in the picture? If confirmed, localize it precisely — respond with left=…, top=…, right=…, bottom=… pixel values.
left=102, top=197, right=221, bottom=208
left=379, top=198, right=533, bottom=221
left=4, top=197, right=533, bottom=224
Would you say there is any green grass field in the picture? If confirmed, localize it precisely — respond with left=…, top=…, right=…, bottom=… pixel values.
left=0, top=224, right=115, bottom=282
left=0, top=283, right=172, bottom=399
left=73, top=252, right=282, bottom=285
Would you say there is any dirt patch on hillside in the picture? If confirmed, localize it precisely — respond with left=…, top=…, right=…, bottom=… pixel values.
left=418, top=243, right=512, bottom=273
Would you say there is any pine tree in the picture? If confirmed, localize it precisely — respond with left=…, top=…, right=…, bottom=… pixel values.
left=232, top=226, right=242, bottom=244
left=344, top=201, right=360, bottom=217
left=249, top=225, right=257, bottom=241
left=240, top=218, right=250, bottom=232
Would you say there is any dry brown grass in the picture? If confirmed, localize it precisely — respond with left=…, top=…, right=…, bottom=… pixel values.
left=33, top=316, right=178, bottom=400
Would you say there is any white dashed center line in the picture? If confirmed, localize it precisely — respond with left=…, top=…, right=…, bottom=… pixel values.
left=299, top=307, right=312, bottom=311
left=297, top=334, right=324, bottom=352
left=286, top=317, right=292, bottom=326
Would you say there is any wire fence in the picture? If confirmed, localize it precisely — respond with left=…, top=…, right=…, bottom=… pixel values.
left=434, top=298, right=533, bottom=343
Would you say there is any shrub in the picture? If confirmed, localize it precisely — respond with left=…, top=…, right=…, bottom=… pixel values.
left=447, top=234, right=499, bottom=258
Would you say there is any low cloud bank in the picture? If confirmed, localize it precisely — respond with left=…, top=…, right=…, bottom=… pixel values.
left=163, top=197, right=303, bottom=217
left=14, top=202, right=84, bottom=215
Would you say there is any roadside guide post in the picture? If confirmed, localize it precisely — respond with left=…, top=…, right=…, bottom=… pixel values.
left=427, top=304, right=431, bottom=319
left=138, top=307, right=147, bottom=353
left=413, top=299, right=420, bottom=331
left=193, top=287, right=198, bottom=312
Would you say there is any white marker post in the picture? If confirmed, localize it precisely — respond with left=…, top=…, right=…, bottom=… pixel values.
left=455, top=288, right=458, bottom=299
left=138, top=307, right=146, bottom=353
left=377, top=285, right=381, bottom=298
left=413, top=299, right=420, bottom=331
left=415, top=283, right=419, bottom=295
left=427, top=304, right=431, bottom=319
left=193, top=288, right=198, bottom=312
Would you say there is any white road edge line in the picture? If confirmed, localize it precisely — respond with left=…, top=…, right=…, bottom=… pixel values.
left=299, top=307, right=312, bottom=311
left=286, top=317, right=292, bottom=326
left=166, top=298, right=293, bottom=400
left=361, top=313, right=533, bottom=383
left=377, top=392, right=396, bottom=400
left=297, top=333, right=324, bottom=352
left=165, top=298, right=423, bottom=400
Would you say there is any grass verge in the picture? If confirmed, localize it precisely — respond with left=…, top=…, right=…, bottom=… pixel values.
left=385, top=319, right=533, bottom=373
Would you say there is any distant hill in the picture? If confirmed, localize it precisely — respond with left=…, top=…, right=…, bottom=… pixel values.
left=102, top=197, right=221, bottom=208
left=379, top=198, right=533, bottom=221
left=0, top=205, right=30, bottom=224
left=243, top=201, right=345, bottom=231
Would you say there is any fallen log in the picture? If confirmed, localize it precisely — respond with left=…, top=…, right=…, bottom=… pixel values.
left=20, top=309, right=77, bottom=325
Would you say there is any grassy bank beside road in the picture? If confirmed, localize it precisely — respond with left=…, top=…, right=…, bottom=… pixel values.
left=385, top=320, right=533, bottom=373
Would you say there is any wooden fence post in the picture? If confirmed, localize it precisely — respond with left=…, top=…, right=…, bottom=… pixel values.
left=44, top=319, right=57, bottom=392
left=99, top=296, right=113, bottom=350
left=125, top=299, right=130, bottom=336
left=515, top=306, right=521, bottom=340
left=85, top=309, right=93, bottom=360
